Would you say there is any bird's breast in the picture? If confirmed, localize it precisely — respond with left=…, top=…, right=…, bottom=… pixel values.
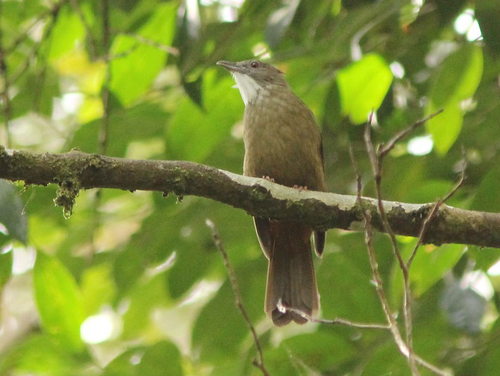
left=243, top=88, right=325, bottom=190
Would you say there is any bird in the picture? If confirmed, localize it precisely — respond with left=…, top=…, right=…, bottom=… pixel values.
left=217, top=59, right=326, bottom=326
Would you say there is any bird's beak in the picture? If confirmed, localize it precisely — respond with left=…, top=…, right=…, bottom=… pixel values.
left=216, top=60, right=245, bottom=73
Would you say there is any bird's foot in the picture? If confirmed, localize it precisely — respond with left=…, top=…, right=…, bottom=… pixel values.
left=293, top=185, right=308, bottom=192
left=262, top=175, right=275, bottom=183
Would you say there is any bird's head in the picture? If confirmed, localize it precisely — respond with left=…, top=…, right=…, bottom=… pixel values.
left=217, top=60, right=287, bottom=105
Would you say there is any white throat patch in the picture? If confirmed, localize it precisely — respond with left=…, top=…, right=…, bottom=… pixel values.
left=232, top=72, right=262, bottom=106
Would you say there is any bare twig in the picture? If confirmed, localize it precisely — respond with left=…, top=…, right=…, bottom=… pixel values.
left=360, top=112, right=453, bottom=376
left=205, top=219, right=270, bottom=376
left=378, top=110, right=444, bottom=158
left=285, top=307, right=390, bottom=329
left=365, top=113, right=419, bottom=374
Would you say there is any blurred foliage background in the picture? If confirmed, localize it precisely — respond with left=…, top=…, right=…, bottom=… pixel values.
left=0, top=0, right=500, bottom=375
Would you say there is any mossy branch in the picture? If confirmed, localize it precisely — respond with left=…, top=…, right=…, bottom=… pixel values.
left=1, top=145, right=499, bottom=248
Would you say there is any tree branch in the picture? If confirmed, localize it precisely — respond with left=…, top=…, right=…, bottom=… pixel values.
left=1, top=145, right=499, bottom=249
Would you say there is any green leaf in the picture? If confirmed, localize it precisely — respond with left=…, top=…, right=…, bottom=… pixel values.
left=166, top=70, right=244, bottom=162
left=426, top=44, right=483, bottom=155
left=34, top=252, right=85, bottom=352
left=80, top=264, right=116, bottom=316
left=317, top=232, right=389, bottom=322
left=71, top=102, right=168, bottom=156
left=426, top=102, right=463, bottom=155
left=136, top=341, right=184, bottom=376
left=109, top=3, right=177, bottom=106
left=192, top=259, right=266, bottom=364
left=102, top=348, right=137, bottom=376
left=471, top=164, right=500, bottom=213
left=266, top=332, right=356, bottom=375
left=121, top=273, right=171, bottom=340
left=0, top=250, right=13, bottom=291
left=336, top=53, right=393, bottom=124
left=390, top=242, right=464, bottom=305
left=459, top=323, right=500, bottom=375
left=0, top=180, right=28, bottom=244
left=468, top=246, right=500, bottom=272
left=0, top=333, right=86, bottom=376
left=47, top=6, right=85, bottom=61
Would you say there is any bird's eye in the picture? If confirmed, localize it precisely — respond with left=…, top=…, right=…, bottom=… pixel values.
left=250, top=61, right=259, bottom=68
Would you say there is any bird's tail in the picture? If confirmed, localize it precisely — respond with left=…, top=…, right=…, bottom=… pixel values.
left=265, top=222, right=319, bottom=326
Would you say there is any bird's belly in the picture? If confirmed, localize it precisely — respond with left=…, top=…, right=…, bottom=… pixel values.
left=243, top=118, right=321, bottom=189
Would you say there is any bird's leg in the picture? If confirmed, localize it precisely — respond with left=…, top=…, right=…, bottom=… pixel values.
left=293, top=185, right=308, bottom=192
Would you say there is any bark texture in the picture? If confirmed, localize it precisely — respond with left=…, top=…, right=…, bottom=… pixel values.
left=1, top=146, right=499, bottom=248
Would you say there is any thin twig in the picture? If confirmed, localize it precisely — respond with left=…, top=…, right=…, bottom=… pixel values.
left=205, top=219, right=270, bottom=376
left=350, top=148, right=403, bottom=334
left=356, top=116, right=453, bottom=376
left=356, top=164, right=451, bottom=375
left=364, top=114, right=419, bottom=374
left=408, top=150, right=467, bottom=268
left=378, top=110, right=444, bottom=158
left=285, top=307, right=390, bottom=329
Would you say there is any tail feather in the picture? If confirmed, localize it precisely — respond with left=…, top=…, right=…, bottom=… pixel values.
left=265, top=222, right=319, bottom=326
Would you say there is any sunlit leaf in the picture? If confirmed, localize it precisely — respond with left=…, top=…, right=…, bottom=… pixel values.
left=71, top=102, right=168, bottom=156
left=336, top=53, right=393, bottom=124
left=426, top=103, right=463, bottom=155
left=109, top=3, right=177, bottom=106
left=80, top=264, right=116, bottom=316
left=426, top=44, right=483, bottom=154
left=0, top=334, right=85, bottom=376
left=34, top=252, right=85, bottom=352
left=47, top=6, right=85, bottom=61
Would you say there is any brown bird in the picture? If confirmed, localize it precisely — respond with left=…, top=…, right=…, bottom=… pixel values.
left=217, top=59, right=326, bottom=326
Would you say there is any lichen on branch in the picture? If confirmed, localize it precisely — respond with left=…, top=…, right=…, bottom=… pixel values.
left=1, top=145, right=500, bottom=248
